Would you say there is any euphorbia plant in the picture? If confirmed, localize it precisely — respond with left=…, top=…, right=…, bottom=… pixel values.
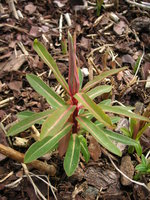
left=7, top=32, right=150, bottom=176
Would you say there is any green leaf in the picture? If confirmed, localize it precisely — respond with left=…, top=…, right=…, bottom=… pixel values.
left=26, top=74, right=66, bottom=108
left=78, top=135, right=90, bottom=163
left=121, top=127, right=132, bottom=138
left=74, top=92, right=113, bottom=129
left=134, top=56, right=141, bottom=74
left=134, top=141, right=142, bottom=156
left=78, top=68, right=83, bottom=90
left=96, top=0, right=104, bottom=16
left=102, top=129, right=139, bottom=146
left=64, top=134, right=81, bottom=177
left=17, top=110, right=44, bottom=124
left=77, top=116, right=122, bottom=156
left=136, top=123, right=150, bottom=140
left=95, top=116, right=120, bottom=129
left=17, top=111, right=35, bottom=120
left=33, top=39, right=69, bottom=93
left=130, top=118, right=137, bottom=134
left=82, top=67, right=127, bottom=92
left=135, top=164, right=147, bottom=172
left=41, top=105, right=75, bottom=139
left=141, top=154, right=147, bottom=166
left=24, top=123, right=72, bottom=163
left=7, top=109, right=55, bottom=136
left=87, top=85, right=112, bottom=100
left=98, top=104, right=150, bottom=122
left=99, top=99, right=111, bottom=105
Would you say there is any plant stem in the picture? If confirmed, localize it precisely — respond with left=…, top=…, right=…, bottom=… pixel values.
left=72, top=97, right=79, bottom=133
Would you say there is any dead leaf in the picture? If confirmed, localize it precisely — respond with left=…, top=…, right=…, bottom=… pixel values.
left=0, top=50, right=26, bottom=75
left=141, top=62, right=150, bottom=79
left=8, top=81, right=22, bottom=92
left=29, top=26, right=40, bottom=37
left=122, top=54, right=135, bottom=67
left=88, top=137, right=101, bottom=161
left=113, top=21, right=127, bottom=35
left=117, top=71, right=124, bottom=81
left=25, top=3, right=36, bottom=15
left=58, top=132, right=71, bottom=157
left=80, top=37, right=89, bottom=50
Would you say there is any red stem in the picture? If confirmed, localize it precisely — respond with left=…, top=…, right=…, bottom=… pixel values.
left=71, top=97, right=79, bottom=133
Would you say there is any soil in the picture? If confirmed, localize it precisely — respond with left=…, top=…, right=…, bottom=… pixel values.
left=0, top=0, right=150, bottom=199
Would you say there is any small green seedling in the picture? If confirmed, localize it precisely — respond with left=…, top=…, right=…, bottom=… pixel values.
left=7, top=32, right=150, bottom=176
left=96, top=0, right=104, bottom=16
left=121, top=104, right=150, bottom=156
left=134, top=154, right=150, bottom=180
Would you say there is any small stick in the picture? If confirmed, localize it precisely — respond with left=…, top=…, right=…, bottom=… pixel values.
left=6, top=0, right=19, bottom=19
left=0, top=97, right=14, bottom=106
left=125, top=0, right=150, bottom=10
left=0, top=144, right=56, bottom=176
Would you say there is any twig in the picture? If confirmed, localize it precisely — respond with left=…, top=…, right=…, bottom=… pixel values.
left=22, top=163, right=47, bottom=200
left=59, top=14, right=63, bottom=41
left=0, top=97, right=14, bottom=106
left=125, top=0, right=150, bottom=10
left=0, top=144, right=56, bottom=176
left=0, top=23, right=28, bottom=34
left=6, top=0, right=19, bottom=19
left=29, top=172, right=57, bottom=200
left=0, top=171, right=14, bottom=183
left=108, top=156, right=150, bottom=192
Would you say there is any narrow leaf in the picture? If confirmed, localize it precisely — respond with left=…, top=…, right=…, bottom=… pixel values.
left=74, top=92, right=113, bottom=128
left=17, top=111, right=35, bottom=120
left=7, top=109, right=55, bottom=136
left=68, top=32, right=79, bottom=96
left=24, top=123, right=72, bottom=163
left=77, top=116, right=122, bottom=156
left=95, top=116, right=120, bottom=129
left=33, top=39, right=69, bottom=93
left=98, top=104, right=150, bottom=122
left=27, top=74, right=66, bottom=108
left=87, top=85, right=112, bottom=100
left=102, top=129, right=139, bottom=146
left=17, top=110, right=44, bottom=124
left=64, top=134, right=81, bottom=176
left=41, top=105, right=75, bottom=139
left=136, top=123, right=150, bottom=140
left=82, top=67, right=127, bottom=92
left=78, top=68, right=83, bottom=90
left=78, top=135, right=90, bottom=163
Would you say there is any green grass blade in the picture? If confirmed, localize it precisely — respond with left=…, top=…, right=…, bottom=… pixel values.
left=82, top=67, right=127, bottom=92
left=74, top=92, right=113, bottom=129
left=77, top=116, right=122, bottom=156
left=33, top=39, right=69, bottom=93
left=41, top=105, right=75, bottom=139
left=87, top=85, right=112, bottom=100
left=7, top=109, right=55, bottom=136
left=24, top=123, right=72, bottom=163
left=27, top=74, right=66, bottom=108
left=64, top=134, right=81, bottom=176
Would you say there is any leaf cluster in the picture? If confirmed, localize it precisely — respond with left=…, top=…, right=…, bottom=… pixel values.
left=7, top=33, right=150, bottom=176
